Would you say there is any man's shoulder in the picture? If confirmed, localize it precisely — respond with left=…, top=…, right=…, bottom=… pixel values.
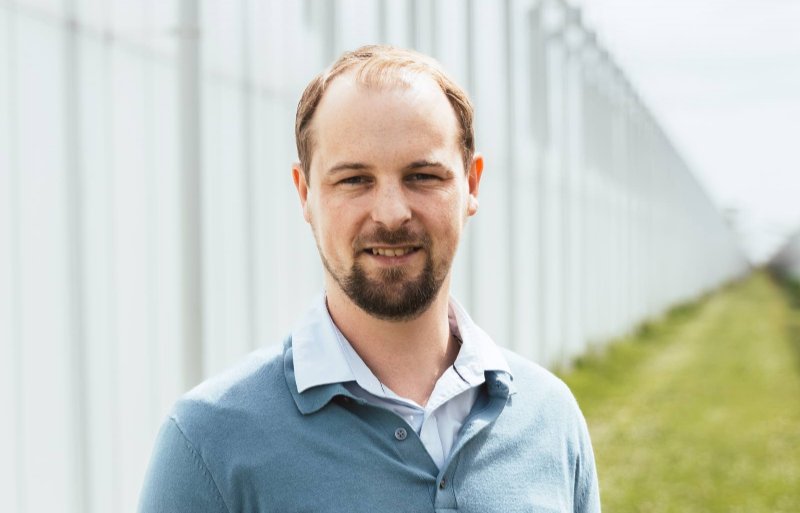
left=500, top=348, right=585, bottom=422
left=501, top=348, right=568, bottom=390
left=169, top=339, right=293, bottom=443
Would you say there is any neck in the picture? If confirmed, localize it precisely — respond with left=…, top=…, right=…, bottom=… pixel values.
left=325, top=279, right=458, bottom=406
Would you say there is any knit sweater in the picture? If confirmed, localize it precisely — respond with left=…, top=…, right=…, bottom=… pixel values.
left=138, top=337, right=601, bottom=513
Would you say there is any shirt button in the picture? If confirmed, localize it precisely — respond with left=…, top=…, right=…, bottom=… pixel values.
left=394, top=427, right=407, bottom=441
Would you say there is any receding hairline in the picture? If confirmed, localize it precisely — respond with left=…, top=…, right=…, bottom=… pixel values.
left=305, top=70, right=461, bottom=167
left=295, top=45, right=475, bottom=182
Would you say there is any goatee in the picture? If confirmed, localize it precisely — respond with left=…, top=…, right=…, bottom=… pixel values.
left=320, top=226, right=449, bottom=321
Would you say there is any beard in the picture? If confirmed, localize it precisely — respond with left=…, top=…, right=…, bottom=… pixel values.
left=319, top=226, right=450, bottom=321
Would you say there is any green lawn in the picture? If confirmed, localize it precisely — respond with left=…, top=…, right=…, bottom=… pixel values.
left=560, top=272, right=800, bottom=512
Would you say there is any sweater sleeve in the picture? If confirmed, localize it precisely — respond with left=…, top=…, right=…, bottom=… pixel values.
left=138, top=417, right=230, bottom=513
left=573, top=412, right=601, bottom=513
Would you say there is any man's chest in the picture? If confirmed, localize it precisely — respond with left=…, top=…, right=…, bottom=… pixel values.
left=219, top=403, right=576, bottom=513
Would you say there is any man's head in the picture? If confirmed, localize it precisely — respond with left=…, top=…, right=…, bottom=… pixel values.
left=292, top=45, right=483, bottom=321
left=295, top=45, right=475, bottom=183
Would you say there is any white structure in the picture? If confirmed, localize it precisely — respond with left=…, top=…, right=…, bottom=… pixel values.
left=0, top=1, right=749, bottom=512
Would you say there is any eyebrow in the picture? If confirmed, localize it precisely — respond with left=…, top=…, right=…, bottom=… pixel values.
left=406, top=160, right=455, bottom=176
left=406, top=160, right=447, bottom=170
left=326, top=162, right=373, bottom=175
left=325, top=159, right=451, bottom=175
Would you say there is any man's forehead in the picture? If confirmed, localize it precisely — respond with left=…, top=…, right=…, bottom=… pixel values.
left=313, top=77, right=457, bottom=144
left=320, top=69, right=444, bottom=106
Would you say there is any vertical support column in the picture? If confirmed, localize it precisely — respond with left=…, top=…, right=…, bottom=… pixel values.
left=529, top=2, right=549, bottom=364
left=614, top=76, right=630, bottom=332
left=609, top=65, right=627, bottom=337
left=1, top=5, right=25, bottom=512
left=178, top=0, right=204, bottom=388
left=506, top=0, right=539, bottom=359
left=542, top=0, right=565, bottom=368
left=326, top=1, right=338, bottom=63
left=408, top=0, right=434, bottom=55
left=427, top=0, right=438, bottom=57
left=408, top=0, right=418, bottom=53
left=562, top=6, right=585, bottom=365
left=377, top=0, right=388, bottom=44
left=503, top=0, right=517, bottom=348
left=643, top=116, right=656, bottom=319
left=240, top=0, right=256, bottom=350
left=63, top=1, right=88, bottom=511
left=595, top=49, right=614, bottom=342
left=579, top=34, right=599, bottom=349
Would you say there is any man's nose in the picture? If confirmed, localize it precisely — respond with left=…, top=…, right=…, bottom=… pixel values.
left=370, top=183, right=412, bottom=229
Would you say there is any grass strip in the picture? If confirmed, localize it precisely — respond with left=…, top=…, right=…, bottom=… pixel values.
left=561, top=272, right=800, bottom=512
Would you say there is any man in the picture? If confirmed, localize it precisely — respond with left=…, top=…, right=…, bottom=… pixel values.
left=139, top=45, right=600, bottom=513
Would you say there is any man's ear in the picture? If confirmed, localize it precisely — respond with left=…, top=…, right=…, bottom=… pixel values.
left=292, top=163, right=312, bottom=223
left=467, top=153, right=484, bottom=217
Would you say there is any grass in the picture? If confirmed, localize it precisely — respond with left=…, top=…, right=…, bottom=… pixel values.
left=560, top=271, right=800, bottom=512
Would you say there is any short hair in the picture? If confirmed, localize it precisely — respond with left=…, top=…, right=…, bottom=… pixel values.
left=294, top=45, right=475, bottom=183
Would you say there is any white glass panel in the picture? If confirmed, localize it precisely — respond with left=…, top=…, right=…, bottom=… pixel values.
left=432, top=0, right=468, bottom=87
left=15, top=13, right=77, bottom=513
left=337, top=0, right=380, bottom=52
left=411, top=0, right=433, bottom=53
left=109, top=45, right=156, bottom=512
left=383, top=0, right=411, bottom=48
left=0, top=7, right=22, bottom=513
left=77, top=32, right=118, bottom=513
left=469, top=0, right=511, bottom=346
left=201, top=0, right=243, bottom=80
left=150, top=60, right=184, bottom=415
left=111, top=0, right=144, bottom=42
left=16, top=0, right=64, bottom=16
left=147, top=0, right=179, bottom=59
left=284, top=0, right=324, bottom=91
left=201, top=80, right=251, bottom=375
left=76, top=0, right=109, bottom=32
left=252, top=0, right=319, bottom=94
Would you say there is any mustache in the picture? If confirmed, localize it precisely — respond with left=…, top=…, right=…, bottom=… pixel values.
left=354, top=226, right=429, bottom=250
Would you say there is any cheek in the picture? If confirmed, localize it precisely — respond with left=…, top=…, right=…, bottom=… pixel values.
left=429, top=204, right=464, bottom=244
left=313, top=207, right=356, bottom=253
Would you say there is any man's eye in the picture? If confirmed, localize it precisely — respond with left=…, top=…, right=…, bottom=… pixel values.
left=338, top=176, right=368, bottom=185
left=407, top=173, right=439, bottom=182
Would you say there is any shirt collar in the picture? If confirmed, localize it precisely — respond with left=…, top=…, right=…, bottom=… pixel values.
left=291, top=293, right=355, bottom=394
left=448, top=297, right=512, bottom=382
left=291, top=293, right=512, bottom=395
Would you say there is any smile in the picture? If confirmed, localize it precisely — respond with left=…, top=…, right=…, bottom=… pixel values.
left=367, top=247, right=420, bottom=257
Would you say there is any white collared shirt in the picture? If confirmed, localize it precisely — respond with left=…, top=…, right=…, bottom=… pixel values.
left=292, top=294, right=512, bottom=469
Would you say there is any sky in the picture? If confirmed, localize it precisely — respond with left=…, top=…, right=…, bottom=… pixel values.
left=578, top=0, right=800, bottom=263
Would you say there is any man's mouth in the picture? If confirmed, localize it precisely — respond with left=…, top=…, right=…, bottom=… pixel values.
left=365, top=246, right=421, bottom=257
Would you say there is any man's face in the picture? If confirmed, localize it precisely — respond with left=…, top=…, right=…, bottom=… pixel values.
left=293, top=73, right=482, bottom=321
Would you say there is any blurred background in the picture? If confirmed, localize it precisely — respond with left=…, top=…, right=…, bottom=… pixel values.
left=1, top=0, right=798, bottom=512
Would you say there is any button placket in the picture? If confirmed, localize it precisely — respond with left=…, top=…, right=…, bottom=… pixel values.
left=433, top=468, right=458, bottom=510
